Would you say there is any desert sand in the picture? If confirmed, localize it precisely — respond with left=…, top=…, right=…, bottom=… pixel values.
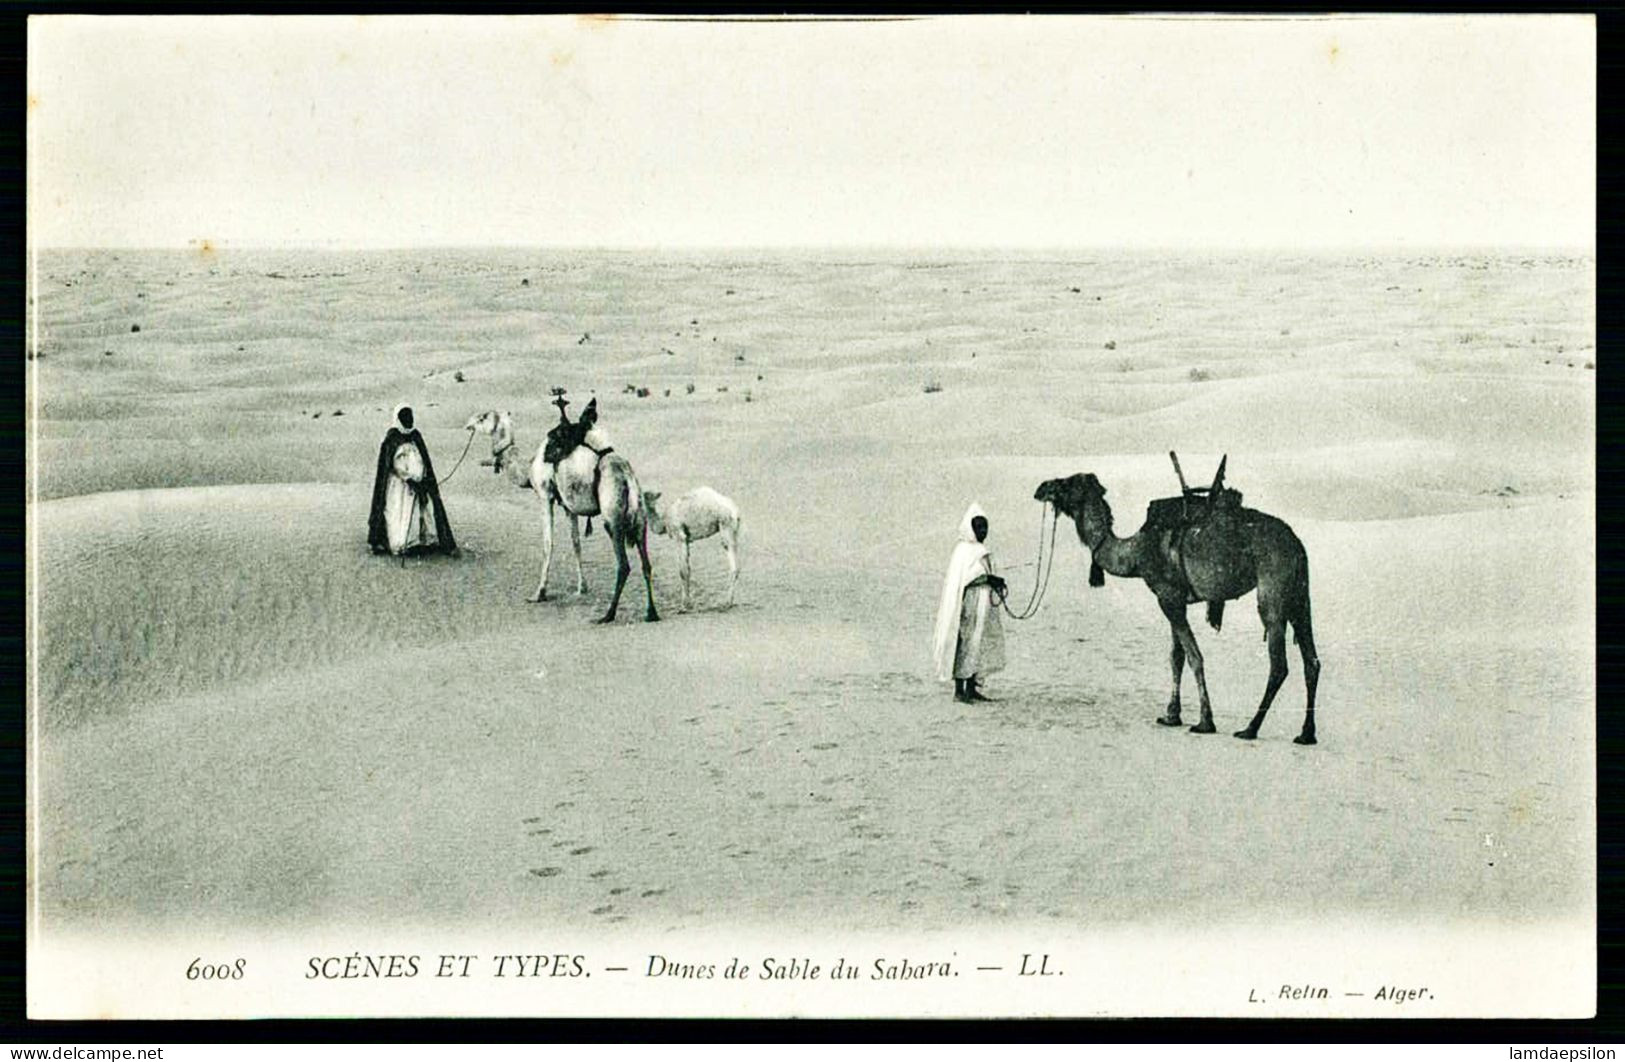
left=29, top=247, right=1594, bottom=937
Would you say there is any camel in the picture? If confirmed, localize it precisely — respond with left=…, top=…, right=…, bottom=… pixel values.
left=642, top=486, right=741, bottom=610
left=466, top=399, right=659, bottom=624
left=1033, top=470, right=1320, bottom=744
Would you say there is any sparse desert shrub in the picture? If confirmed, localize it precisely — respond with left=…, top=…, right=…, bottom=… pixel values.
left=453, top=370, right=466, bottom=383
left=663, top=388, right=671, bottom=397
left=636, top=387, right=651, bottom=398
left=923, top=379, right=944, bottom=394
left=744, top=390, right=753, bottom=403
left=716, top=385, right=729, bottom=393
left=685, top=382, right=696, bottom=395
left=1586, top=361, right=1596, bottom=370
left=131, top=324, right=141, bottom=333
left=1188, top=367, right=1212, bottom=382
left=734, top=353, right=745, bottom=361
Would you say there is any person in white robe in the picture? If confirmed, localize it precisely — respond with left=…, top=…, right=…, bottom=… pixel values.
left=931, top=503, right=1008, bottom=703
left=367, top=404, right=459, bottom=558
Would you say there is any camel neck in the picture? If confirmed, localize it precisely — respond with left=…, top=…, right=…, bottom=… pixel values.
left=1077, top=496, right=1136, bottom=576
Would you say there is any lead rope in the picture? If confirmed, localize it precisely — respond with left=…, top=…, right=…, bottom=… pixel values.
left=435, top=427, right=478, bottom=485
left=1000, top=501, right=1059, bottom=621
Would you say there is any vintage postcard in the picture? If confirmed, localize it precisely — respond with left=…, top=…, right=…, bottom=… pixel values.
left=25, top=14, right=1596, bottom=1019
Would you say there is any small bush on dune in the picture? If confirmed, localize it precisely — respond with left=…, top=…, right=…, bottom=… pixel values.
left=1188, top=367, right=1212, bottom=382
left=923, top=379, right=943, bottom=394
left=686, top=383, right=696, bottom=394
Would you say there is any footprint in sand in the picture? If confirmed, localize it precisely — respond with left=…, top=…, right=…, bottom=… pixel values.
left=641, top=888, right=667, bottom=898
left=610, top=887, right=628, bottom=896
left=522, top=816, right=542, bottom=824
left=570, top=846, right=595, bottom=857
left=528, top=828, right=552, bottom=836
left=530, top=867, right=562, bottom=878
left=554, top=800, right=576, bottom=810
left=589, top=869, right=611, bottom=879
left=812, top=742, right=838, bottom=751
left=590, top=905, right=613, bottom=916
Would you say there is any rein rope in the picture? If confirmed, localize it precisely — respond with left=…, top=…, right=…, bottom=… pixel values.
left=436, top=427, right=479, bottom=485
left=1000, top=501, right=1059, bottom=621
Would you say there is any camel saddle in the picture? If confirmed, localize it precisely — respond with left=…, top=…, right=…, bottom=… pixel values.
left=1148, top=453, right=1243, bottom=629
left=544, top=398, right=612, bottom=535
left=1145, top=486, right=1243, bottom=531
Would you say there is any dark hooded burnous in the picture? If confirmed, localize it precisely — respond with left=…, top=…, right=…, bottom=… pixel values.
left=367, top=404, right=458, bottom=557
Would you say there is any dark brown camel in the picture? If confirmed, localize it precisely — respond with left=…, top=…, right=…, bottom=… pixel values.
left=1033, top=472, right=1320, bottom=744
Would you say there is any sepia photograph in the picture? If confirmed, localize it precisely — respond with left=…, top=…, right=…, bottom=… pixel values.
left=25, top=14, right=1596, bottom=1019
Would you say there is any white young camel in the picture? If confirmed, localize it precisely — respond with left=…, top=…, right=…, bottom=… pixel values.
left=642, top=486, right=741, bottom=610
left=466, top=402, right=658, bottom=623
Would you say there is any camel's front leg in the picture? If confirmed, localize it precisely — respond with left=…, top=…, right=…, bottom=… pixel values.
left=1157, top=626, right=1186, bottom=727
left=1160, top=595, right=1214, bottom=733
left=721, top=529, right=739, bottom=607
left=568, top=515, right=588, bottom=595
left=679, top=538, right=693, bottom=611
left=531, top=489, right=556, bottom=602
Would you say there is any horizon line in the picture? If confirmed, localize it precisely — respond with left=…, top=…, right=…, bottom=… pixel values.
left=29, top=241, right=1598, bottom=256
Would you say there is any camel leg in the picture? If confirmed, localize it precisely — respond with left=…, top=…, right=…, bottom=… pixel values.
left=679, top=537, right=692, bottom=612
left=637, top=526, right=660, bottom=622
left=1160, top=596, right=1214, bottom=733
left=1293, top=609, right=1320, bottom=746
left=531, top=491, right=556, bottom=602
left=1157, top=627, right=1186, bottom=726
left=594, top=531, right=631, bottom=624
left=721, top=528, right=739, bottom=607
left=569, top=516, right=588, bottom=595
left=1236, top=619, right=1289, bottom=741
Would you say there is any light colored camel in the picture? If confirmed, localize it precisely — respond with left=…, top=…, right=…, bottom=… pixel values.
left=1033, top=471, right=1320, bottom=744
left=642, top=486, right=741, bottom=610
left=467, top=403, right=659, bottom=624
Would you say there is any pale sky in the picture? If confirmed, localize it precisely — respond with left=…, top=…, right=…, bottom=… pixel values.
left=27, top=14, right=1596, bottom=250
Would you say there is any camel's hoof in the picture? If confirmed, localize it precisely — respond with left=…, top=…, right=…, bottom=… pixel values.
left=645, top=610, right=660, bottom=623
left=529, top=593, right=546, bottom=604
left=1294, top=733, right=1317, bottom=746
left=1155, top=715, right=1183, bottom=727
left=1189, top=720, right=1216, bottom=734
left=593, top=614, right=616, bottom=625
left=1234, top=729, right=1258, bottom=741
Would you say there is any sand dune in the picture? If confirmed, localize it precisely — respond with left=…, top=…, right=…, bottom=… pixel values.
left=30, top=247, right=1594, bottom=938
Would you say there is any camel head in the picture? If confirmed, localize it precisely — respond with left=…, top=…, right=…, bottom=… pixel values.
left=1034, top=473, right=1105, bottom=517
left=466, top=410, right=514, bottom=471
left=642, top=489, right=667, bottom=535
left=1036, top=474, right=1110, bottom=587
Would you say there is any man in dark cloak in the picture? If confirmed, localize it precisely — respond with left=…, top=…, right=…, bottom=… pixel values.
left=368, top=404, right=459, bottom=557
